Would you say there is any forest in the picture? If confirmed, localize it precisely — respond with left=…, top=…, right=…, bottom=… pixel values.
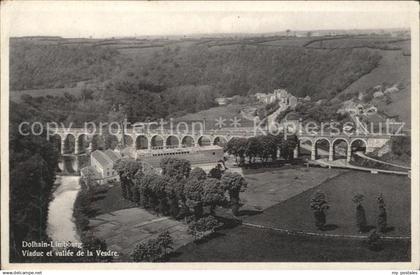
left=9, top=103, right=60, bottom=262
left=10, top=38, right=383, bottom=124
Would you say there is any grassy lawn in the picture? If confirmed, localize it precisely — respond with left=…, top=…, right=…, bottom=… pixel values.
left=89, top=208, right=194, bottom=261
left=170, top=225, right=410, bottom=262
left=241, top=166, right=344, bottom=210
left=173, top=104, right=255, bottom=129
left=88, top=184, right=136, bottom=216
left=244, top=171, right=410, bottom=237
left=170, top=169, right=410, bottom=262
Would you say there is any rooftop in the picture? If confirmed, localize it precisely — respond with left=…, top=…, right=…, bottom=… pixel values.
left=91, top=150, right=120, bottom=167
left=104, top=149, right=121, bottom=162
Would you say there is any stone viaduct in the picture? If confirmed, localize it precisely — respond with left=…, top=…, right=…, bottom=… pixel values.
left=49, top=127, right=391, bottom=162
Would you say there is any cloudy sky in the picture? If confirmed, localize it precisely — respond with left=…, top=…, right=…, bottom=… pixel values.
left=1, top=1, right=415, bottom=38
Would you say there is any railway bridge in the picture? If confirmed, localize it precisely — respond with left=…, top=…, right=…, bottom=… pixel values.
left=49, top=127, right=392, bottom=162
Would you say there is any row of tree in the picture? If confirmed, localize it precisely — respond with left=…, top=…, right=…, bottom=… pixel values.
left=310, top=191, right=389, bottom=235
left=113, top=157, right=247, bottom=219
left=224, top=134, right=298, bottom=165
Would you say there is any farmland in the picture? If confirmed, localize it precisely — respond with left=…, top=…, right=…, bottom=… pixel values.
left=10, top=32, right=411, bottom=128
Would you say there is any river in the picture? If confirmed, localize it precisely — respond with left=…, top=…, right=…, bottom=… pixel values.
left=47, top=175, right=81, bottom=243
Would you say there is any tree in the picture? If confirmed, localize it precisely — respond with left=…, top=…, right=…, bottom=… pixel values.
left=114, top=159, right=143, bottom=201
left=82, top=235, right=113, bottom=262
left=156, top=231, right=174, bottom=257
left=281, top=134, right=298, bottom=161
left=352, top=194, right=367, bottom=233
left=151, top=175, right=169, bottom=215
left=132, top=185, right=140, bottom=204
left=224, top=137, right=247, bottom=165
left=160, top=157, right=191, bottom=180
left=208, top=164, right=223, bottom=179
left=184, top=177, right=205, bottom=219
left=163, top=176, right=183, bottom=218
left=221, top=171, right=247, bottom=216
left=377, top=194, right=387, bottom=233
left=135, top=172, right=158, bottom=208
left=114, top=159, right=143, bottom=181
left=81, top=167, right=97, bottom=188
left=245, top=137, right=262, bottom=163
left=190, top=167, right=207, bottom=180
left=310, top=191, right=330, bottom=230
left=258, top=135, right=278, bottom=162
left=202, top=178, right=227, bottom=215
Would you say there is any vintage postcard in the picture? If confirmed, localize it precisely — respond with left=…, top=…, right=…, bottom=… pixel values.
left=1, top=1, right=419, bottom=270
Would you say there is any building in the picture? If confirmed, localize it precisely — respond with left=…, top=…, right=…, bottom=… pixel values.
left=136, top=145, right=224, bottom=168
left=254, top=89, right=298, bottom=109
left=89, top=149, right=121, bottom=184
left=215, top=97, right=232, bottom=106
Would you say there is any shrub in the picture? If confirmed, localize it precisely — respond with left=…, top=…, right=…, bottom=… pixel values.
left=131, top=231, right=174, bottom=262
left=187, top=215, right=222, bottom=241
left=366, top=229, right=383, bottom=251
left=81, top=235, right=113, bottom=262
left=377, top=194, right=387, bottom=233
left=352, top=194, right=367, bottom=233
left=157, top=230, right=174, bottom=256
left=310, top=191, right=330, bottom=230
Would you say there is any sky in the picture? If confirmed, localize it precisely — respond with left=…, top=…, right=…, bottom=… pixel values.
left=1, top=1, right=415, bottom=38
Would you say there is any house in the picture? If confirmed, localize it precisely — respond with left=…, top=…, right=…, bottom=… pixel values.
left=255, top=89, right=298, bottom=109
left=90, top=149, right=121, bottom=184
left=215, top=97, right=233, bottom=106
left=384, top=86, right=399, bottom=94
left=373, top=91, right=384, bottom=98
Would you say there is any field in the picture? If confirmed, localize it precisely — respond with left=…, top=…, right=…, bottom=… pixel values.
left=10, top=87, right=83, bottom=102
left=171, top=225, right=410, bottom=262
left=173, top=104, right=255, bottom=129
left=245, top=171, right=410, bottom=237
left=305, top=36, right=410, bottom=50
left=333, top=42, right=410, bottom=127
left=88, top=184, right=136, bottom=216
left=241, top=166, right=343, bottom=210
left=170, top=170, right=411, bottom=262
left=11, top=34, right=411, bottom=130
left=89, top=207, right=194, bottom=261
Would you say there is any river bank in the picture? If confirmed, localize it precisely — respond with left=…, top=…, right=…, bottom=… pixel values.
left=47, top=176, right=81, bottom=244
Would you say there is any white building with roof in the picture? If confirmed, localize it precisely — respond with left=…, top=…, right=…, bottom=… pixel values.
left=90, top=149, right=121, bottom=184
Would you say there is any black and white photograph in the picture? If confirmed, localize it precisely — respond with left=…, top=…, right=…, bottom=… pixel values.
left=1, top=1, right=418, bottom=270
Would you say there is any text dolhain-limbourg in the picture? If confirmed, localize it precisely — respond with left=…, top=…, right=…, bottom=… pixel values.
left=22, top=241, right=83, bottom=249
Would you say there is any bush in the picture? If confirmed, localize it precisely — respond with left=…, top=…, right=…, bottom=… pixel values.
left=81, top=235, right=113, bottom=262
left=310, top=191, right=330, bottom=230
left=366, top=229, right=383, bottom=251
left=352, top=194, right=367, bottom=233
left=131, top=231, right=174, bottom=262
left=377, top=194, right=387, bottom=233
left=187, top=215, right=222, bottom=241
